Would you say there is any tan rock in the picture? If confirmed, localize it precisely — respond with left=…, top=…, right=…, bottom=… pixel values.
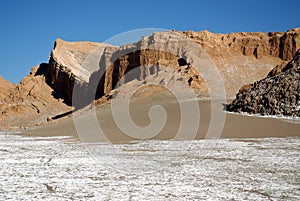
left=0, top=64, right=72, bottom=129
left=42, top=28, right=300, bottom=106
left=181, top=28, right=300, bottom=96
left=46, top=39, right=112, bottom=104
left=0, top=75, right=15, bottom=101
left=1, top=28, right=300, bottom=129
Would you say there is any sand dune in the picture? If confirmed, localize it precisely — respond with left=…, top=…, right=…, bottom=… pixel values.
left=24, top=95, right=300, bottom=143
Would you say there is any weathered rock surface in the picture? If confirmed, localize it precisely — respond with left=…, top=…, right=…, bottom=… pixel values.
left=47, top=28, right=300, bottom=106
left=46, top=33, right=209, bottom=107
left=0, top=76, right=15, bottom=100
left=182, top=28, right=300, bottom=96
left=0, top=65, right=72, bottom=129
left=227, top=49, right=300, bottom=117
left=183, top=28, right=300, bottom=61
left=87, top=31, right=209, bottom=106
left=46, top=39, right=111, bottom=105
left=1, top=28, right=300, bottom=129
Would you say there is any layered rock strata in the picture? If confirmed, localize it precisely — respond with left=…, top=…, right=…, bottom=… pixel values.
left=1, top=28, right=300, bottom=129
left=45, top=29, right=300, bottom=106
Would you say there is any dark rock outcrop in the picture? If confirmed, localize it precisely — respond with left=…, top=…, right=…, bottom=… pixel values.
left=227, top=49, right=300, bottom=117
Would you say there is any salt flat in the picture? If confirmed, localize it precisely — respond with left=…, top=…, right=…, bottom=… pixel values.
left=0, top=132, right=299, bottom=200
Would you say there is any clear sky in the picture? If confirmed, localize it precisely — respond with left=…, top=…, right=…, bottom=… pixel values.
left=1, top=0, right=299, bottom=83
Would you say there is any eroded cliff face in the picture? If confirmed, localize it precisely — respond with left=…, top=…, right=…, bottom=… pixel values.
left=46, top=39, right=111, bottom=105
left=183, top=28, right=300, bottom=60
left=227, top=49, right=300, bottom=117
left=88, top=32, right=209, bottom=106
left=1, top=28, right=300, bottom=129
left=182, top=28, right=300, bottom=96
left=44, top=28, right=300, bottom=107
left=47, top=32, right=210, bottom=107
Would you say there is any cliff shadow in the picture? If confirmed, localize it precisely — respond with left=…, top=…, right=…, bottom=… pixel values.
left=35, top=63, right=48, bottom=76
left=51, top=90, right=72, bottom=106
left=34, top=63, right=73, bottom=106
left=51, top=110, right=74, bottom=120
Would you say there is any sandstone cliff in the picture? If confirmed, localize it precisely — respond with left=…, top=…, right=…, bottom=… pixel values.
left=227, top=49, right=300, bottom=117
left=45, top=28, right=300, bottom=106
left=182, top=28, right=300, bottom=96
left=46, top=39, right=111, bottom=105
left=87, top=31, right=210, bottom=106
left=47, top=33, right=209, bottom=107
left=1, top=28, right=300, bottom=129
left=183, top=28, right=300, bottom=60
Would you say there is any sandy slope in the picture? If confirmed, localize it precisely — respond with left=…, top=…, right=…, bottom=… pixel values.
left=23, top=90, right=300, bottom=142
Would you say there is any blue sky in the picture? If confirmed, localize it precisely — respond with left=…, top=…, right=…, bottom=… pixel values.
left=1, top=0, right=299, bottom=83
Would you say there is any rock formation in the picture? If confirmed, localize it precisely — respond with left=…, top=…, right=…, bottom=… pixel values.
left=45, top=28, right=300, bottom=106
left=0, top=65, right=72, bottom=129
left=0, top=76, right=15, bottom=100
left=1, top=28, right=300, bottom=129
left=46, top=39, right=111, bottom=105
left=182, top=28, right=300, bottom=96
left=227, top=49, right=300, bottom=117
left=46, top=33, right=210, bottom=107
left=183, top=28, right=300, bottom=60
left=87, top=32, right=210, bottom=107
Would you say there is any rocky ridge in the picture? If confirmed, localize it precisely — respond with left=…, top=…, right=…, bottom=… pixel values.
left=1, top=28, right=300, bottom=129
left=45, top=29, right=300, bottom=106
left=227, top=49, right=300, bottom=117
left=0, top=65, right=72, bottom=129
left=46, top=39, right=111, bottom=104
left=183, top=28, right=300, bottom=60
left=182, top=28, right=300, bottom=96
left=48, top=32, right=210, bottom=107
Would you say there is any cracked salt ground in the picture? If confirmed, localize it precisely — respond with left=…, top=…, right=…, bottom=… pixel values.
left=0, top=132, right=299, bottom=200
